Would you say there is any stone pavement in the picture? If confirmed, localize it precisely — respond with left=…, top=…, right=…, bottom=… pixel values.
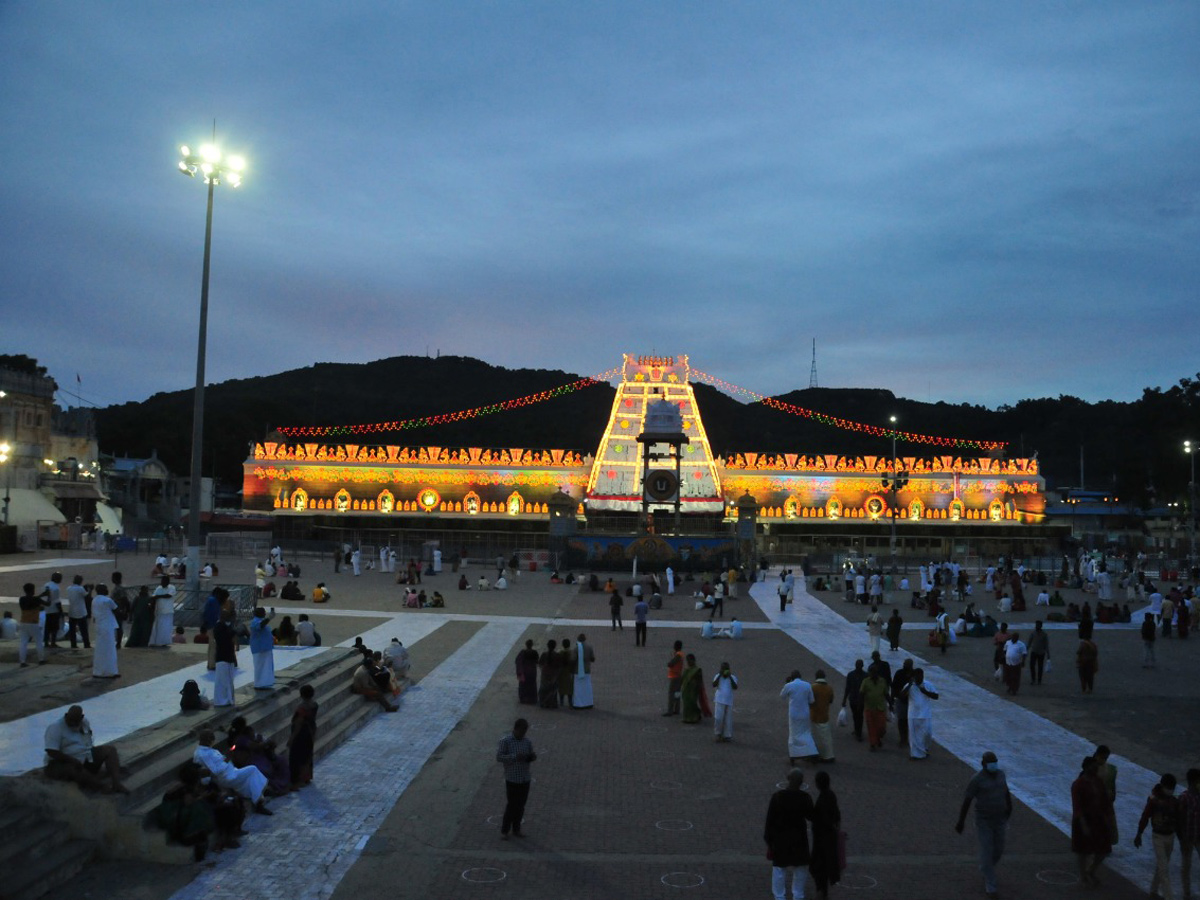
left=5, top=553, right=1192, bottom=900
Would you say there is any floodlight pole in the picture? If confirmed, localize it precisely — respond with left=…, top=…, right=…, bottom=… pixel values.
left=185, top=177, right=216, bottom=598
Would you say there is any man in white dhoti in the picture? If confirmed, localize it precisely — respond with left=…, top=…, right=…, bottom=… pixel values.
left=780, top=670, right=817, bottom=764
left=149, top=576, right=176, bottom=647
left=904, top=668, right=939, bottom=759
left=380, top=546, right=389, bottom=571
left=711, top=661, right=737, bottom=742
left=249, top=607, right=275, bottom=689
left=90, top=584, right=119, bottom=679
left=351, top=548, right=362, bottom=576
left=193, top=730, right=273, bottom=814
left=666, top=566, right=675, bottom=595
left=571, top=633, right=595, bottom=709
left=213, top=610, right=238, bottom=707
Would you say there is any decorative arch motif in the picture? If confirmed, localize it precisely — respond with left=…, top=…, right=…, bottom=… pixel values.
left=334, top=489, right=351, bottom=512
left=825, top=497, right=842, bottom=519
left=291, top=489, right=307, bottom=512
left=864, top=493, right=886, bottom=520
left=948, top=499, right=964, bottom=521
left=377, top=490, right=394, bottom=514
left=910, top=498, right=926, bottom=521
left=464, top=490, right=481, bottom=515
left=418, top=488, right=441, bottom=512
left=989, top=499, right=1004, bottom=522
left=506, top=491, right=524, bottom=516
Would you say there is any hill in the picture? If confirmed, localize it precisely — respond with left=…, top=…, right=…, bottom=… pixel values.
left=94, top=356, right=1200, bottom=508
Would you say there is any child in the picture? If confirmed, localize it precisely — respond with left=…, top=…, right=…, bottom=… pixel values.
left=172, top=626, right=188, bottom=644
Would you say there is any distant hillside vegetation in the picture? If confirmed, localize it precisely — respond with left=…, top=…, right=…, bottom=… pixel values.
left=94, top=356, right=1200, bottom=507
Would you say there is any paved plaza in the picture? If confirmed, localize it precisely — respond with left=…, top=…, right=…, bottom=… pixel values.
left=2, top=551, right=1197, bottom=900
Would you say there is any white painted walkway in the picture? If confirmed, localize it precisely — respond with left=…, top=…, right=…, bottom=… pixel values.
left=169, top=619, right=530, bottom=900
left=752, top=579, right=1157, bottom=889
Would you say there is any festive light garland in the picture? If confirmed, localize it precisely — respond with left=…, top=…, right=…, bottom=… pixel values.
left=690, top=369, right=1007, bottom=451
left=277, top=368, right=621, bottom=437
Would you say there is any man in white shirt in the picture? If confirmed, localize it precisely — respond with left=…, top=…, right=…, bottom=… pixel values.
left=384, top=638, right=410, bottom=678
left=1003, top=632, right=1027, bottom=696
left=711, top=662, right=738, bottom=742
left=65, top=575, right=91, bottom=649
left=39, top=572, right=64, bottom=648
left=44, top=705, right=128, bottom=793
left=1036, top=589, right=1051, bottom=606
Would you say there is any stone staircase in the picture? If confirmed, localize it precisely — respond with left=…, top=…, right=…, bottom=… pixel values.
left=0, top=647, right=386, bottom=899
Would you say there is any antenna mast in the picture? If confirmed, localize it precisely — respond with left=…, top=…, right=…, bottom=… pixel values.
left=809, top=339, right=818, bottom=388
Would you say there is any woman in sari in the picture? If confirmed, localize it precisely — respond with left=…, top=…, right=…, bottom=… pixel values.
left=538, top=639, right=560, bottom=708
left=124, top=586, right=154, bottom=647
left=515, top=640, right=539, bottom=704
left=1071, top=756, right=1111, bottom=886
left=1075, top=635, right=1098, bottom=693
left=680, top=654, right=712, bottom=724
left=809, top=770, right=842, bottom=900
left=288, top=684, right=318, bottom=789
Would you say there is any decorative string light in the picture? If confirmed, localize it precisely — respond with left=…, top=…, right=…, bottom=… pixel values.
left=690, top=369, right=1007, bottom=451
left=277, top=368, right=620, bottom=438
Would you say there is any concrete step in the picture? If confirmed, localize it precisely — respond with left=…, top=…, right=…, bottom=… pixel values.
left=5, top=838, right=97, bottom=900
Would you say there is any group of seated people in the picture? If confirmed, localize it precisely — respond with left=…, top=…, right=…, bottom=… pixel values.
left=547, top=571, right=578, bottom=584
left=401, top=588, right=445, bottom=608
left=700, top=618, right=743, bottom=640
left=278, top=580, right=305, bottom=601
left=458, top=574, right=509, bottom=591
left=271, top=613, right=320, bottom=645
left=349, top=637, right=411, bottom=712
left=151, top=555, right=188, bottom=579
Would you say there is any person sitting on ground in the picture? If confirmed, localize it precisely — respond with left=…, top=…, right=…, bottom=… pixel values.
left=588, top=573, right=600, bottom=592
left=1119, top=603, right=1133, bottom=623
left=295, top=614, right=318, bottom=646
left=224, top=717, right=290, bottom=797
left=261, top=581, right=276, bottom=599
left=650, top=591, right=663, bottom=610
left=172, top=626, right=188, bottom=645
left=44, top=705, right=129, bottom=793
left=311, top=582, right=330, bottom=603
left=1050, top=590, right=1065, bottom=606
left=273, top=616, right=297, bottom=646
left=701, top=619, right=715, bottom=639
left=280, top=580, right=302, bottom=602
left=192, top=730, right=273, bottom=815
left=404, top=588, right=420, bottom=608
left=351, top=655, right=399, bottom=712
left=428, top=591, right=445, bottom=608
left=477, top=575, right=491, bottom=591
left=967, top=614, right=998, bottom=638
left=728, top=618, right=743, bottom=639
left=604, top=578, right=617, bottom=593
left=565, top=572, right=577, bottom=585
left=384, top=638, right=411, bottom=679
left=458, top=574, right=470, bottom=590
left=193, top=625, right=210, bottom=644
left=180, top=678, right=211, bottom=711
left=200, top=563, right=214, bottom=579
left=495, top=575, right=509, bottom=590
left=153, top=760, right=246, bottom=859
left=549, top=570, right=563, bottom=584
left=287, top=563, right=300, bottom=578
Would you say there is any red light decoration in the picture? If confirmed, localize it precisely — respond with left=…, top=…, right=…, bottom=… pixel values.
left=690, top=369, right=1006, bottom=451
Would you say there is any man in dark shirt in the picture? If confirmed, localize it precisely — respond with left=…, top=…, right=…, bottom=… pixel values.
left=840, top=659, right=866, bottom=741
left=956, top=751, right=1013, bottom=900
left=891, top=659, right=914, bottom=748
left=18, top=582, right=47, bottom=666
left=496, top=718, right=536, bottom=838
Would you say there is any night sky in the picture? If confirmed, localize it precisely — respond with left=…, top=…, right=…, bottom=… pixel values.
left=2, top=3, right=1197, bottom=412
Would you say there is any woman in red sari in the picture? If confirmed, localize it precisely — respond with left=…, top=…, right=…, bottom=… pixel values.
left=1071, top=756, right=1111, bottom=886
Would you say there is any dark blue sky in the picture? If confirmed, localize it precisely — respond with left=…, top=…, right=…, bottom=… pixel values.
left=2, top=3, right=1197, bottom=412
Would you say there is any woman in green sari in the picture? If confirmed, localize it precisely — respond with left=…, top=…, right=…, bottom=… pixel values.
left=680, top=653, right=712, bottom=724
left=125, top=586, right=154, bottom=647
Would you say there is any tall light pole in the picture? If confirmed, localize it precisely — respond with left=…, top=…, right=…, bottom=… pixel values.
left=178, top=136, right=245, bottom=597
left=0, top=389, right=8, bottom=526
left=1186, top=440, right=1196, bottom=570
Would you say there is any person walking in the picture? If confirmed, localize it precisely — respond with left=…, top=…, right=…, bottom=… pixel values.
left=764, top=768, right=814, bottom=900
left=886, top=609, right=903, bottom=652
left=496, top=718, right=536, bottom=839
left=213, top=609, right=238, bottom=708
left=1002, top=631, right=1026, bottom=696
left=1028, top=620, right=1050, bottom=685
left=149, top=576, right=176, bottom=647
left=1134, top=773, right=1180, bottom=900
left=891, top=659, right=914, bottom=749
left=1142, top=612, right=1158, bottom=668
left=781, top=670, right=817, bottom=766
left=711, top=661, right=737, bottom=742
left=840, top=660, right=866, bottom=742
left=664, top=640, right=684, bottom=716
left=609, top=589, right=624, bottom=631
left=904, top=668, right=939, bottom=760
left=1178, top=768, right=1200, bottom=900
left=866, top=605, right=883, bottom=655
left=634, top=593, right=649, bottom=647
left=810, top=670, right=836, bottom=764
left=65, top=575, right=91, bottom=650
left=515, top=640, right=539, bottom=705
left=778, top=577, right=790, bottom=613
left=1076, top=633, right=1099, bottom=693
left=1071, top=756, right=1112, bottom=887
left=571, top=633, right=595, bottom=709
left=955, top=750, right=1013, bottom=900
left=859, top=663, right=891, bottom=751
left=809, top=770, right=841, bottom=900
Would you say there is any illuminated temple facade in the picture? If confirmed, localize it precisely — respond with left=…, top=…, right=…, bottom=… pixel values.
left=243, top=354, right=1046, bottom=530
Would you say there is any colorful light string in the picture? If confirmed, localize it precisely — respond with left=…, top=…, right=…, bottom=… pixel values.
left=276, top=369, right=621, bottom=438
left=689, top=368, right=1007, bottom=451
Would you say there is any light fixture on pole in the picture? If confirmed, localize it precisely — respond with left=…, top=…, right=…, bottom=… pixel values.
left=0, top=440, right=10, bottom=527
left=1186, top=440, right=1196, bottom=570
left=178, top=135, right=245, bottom=598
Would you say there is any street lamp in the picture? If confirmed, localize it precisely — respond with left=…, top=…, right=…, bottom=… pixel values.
left=178, top=136, right=245, bottom=596
left=880, top=415, right=909, bottom=574
left=1186, top=440, right=1196, bottom=570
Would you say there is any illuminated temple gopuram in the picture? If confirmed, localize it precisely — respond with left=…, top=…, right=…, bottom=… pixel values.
left=243, top=355, right=1048, bottom=558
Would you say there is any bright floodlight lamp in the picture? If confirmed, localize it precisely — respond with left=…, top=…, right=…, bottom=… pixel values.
left=179, top=143, right=245, bottom=187
left=0, top=443, right=9, bottom=462
left=178, top=132, right=246, bottom=600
